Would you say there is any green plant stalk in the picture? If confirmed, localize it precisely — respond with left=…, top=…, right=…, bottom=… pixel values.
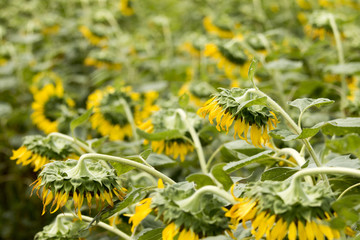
left=48, top=132, right=95, bottom=153
left=79, top=153, right=176, bottom=185
left=338, top=182, right=360, bottom=199
left=291, top=167, right=360, bottom=185
left=177, top=186, right=237, bottom=208
left=58, top=213, right=130, bottom=240
left=176, top=109, right=208, bottom=174
left=120, top=99, right=139, bottom=142
left=206, top=144, right=224, bottom=170
left=251, top=89, right=330, bottom=188
left=328, top=13, right=347, bottom=117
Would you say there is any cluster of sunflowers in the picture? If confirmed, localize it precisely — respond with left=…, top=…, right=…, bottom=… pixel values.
left=2, top=0, right=360, bottom=239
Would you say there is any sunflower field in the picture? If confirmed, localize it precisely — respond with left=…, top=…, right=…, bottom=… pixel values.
left=2, top=0, right=360, bottom=239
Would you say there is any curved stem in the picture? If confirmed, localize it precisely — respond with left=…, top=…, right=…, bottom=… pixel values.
left=79, top=153, right=176, bottom=185
left=292, top=167, right=360, bottom=184
left=206, top=144, right=223, bottom=170
left=338, top=182, right=360, bottom=200
left=48, top=132, right=95, bottom=153
left=58, top=213, right=130, bottom=240
left=251, top=88, right=330, bottom=188
left=176, top=109, right=208, bottom=174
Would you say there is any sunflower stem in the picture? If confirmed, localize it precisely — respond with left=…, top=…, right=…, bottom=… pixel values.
left=251, top=89, right=331, bottom=189
left=120, top=99, right=138, bottom=142
left=328, top=13, right=347, bottom=118
left=206, top=144, right=224, bottom=171
left=176, top=109, right=208, bottom=174
left=338, top=182, right=360, bottom=200
left=58, top=213, right=131, bottom=240
left=48, top=132, right=95, bottom=153
left=78, top=153, right=176, bottom=185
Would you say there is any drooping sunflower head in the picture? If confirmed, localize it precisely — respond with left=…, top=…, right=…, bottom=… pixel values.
left=246, top=34, right=268, bottom=55
left=119, top=0, right=134, bottom=16
left=138, top=109, right=202, bottom=161
left=180, top=41, right=202, bottom=58
left=31, top=81, right=75, bottom=134
left=226, top=181, right=355, bottom=240
left=204, top=42, right=251, bottom=80
left=31, top=158, right=126, bottom=219
left=203, top=16, right=234, bottom=39
left=84, top=48, right=122, bottom=70
left=34, top=214, right=88, bottom=240
left=30, top=71, right=63, bottom=94
left=87, top=86, right=137, bottom=141
left=198, top=88, right=278, bottom=148
left=10, top=135, right=77, bottom=172
left=133, top=90, right=160, bottom=125
left=178, top=81, right=216, bottom=107
left=78, top=25, right=108, bottom=47
left=128, top=182, right=231, bottom=239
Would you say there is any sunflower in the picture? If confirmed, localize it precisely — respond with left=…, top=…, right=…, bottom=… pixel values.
left=133, top=90, right=160, bottom=125
left=87, top=86, right=137, bottom=141
left=203, top=16, right=234, bottom=39
left=119, top=0, right=134, bottom=16
left=10, top=135, right=77, bottom=172
left=347, top=76, right=359, bottom=102
left=204, top=43, right=251, bottom=80
left=127, top=181, right=230, bottom=239
left=84, top=57, right=122, bottom=70
left=78, top=25, right=108, bottom=47
left=31, top=81, right=75, bottom=134
left=225, top=182, right=355, bottom=240
left=180, top=41, right=201, bottom=58
left=197, top=88, right=278, bottom=148
left=30, top=71, right=63, bottom=94
left=178, top=81, right=216, bottom=107
left=31, top=158, right=126, bottom=219
left=137, top=108, right=201, bottom=162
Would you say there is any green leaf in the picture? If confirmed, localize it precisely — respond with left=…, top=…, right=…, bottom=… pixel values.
left=224, top=150, right=273, bottom=173
left=136, top=128, right=184, bottom=141
left=146, top=153, right=176, bottom=167
left=140, top=149, right=152, bottom=160
left=269, top=129, right=298, bottom=141
left=324, top=155, right=360, bottom=169
left=179, top=93, right=190, bottom=108
left=70, top=107, right=93, bottom=136
left=186, top=173, right=216, bottom=188
left=211, top=163, right=233, bottom=191
left=111, top=156, right=144, bottom=175
left=137, top=228, right=163, bottom=240
left=332, top=195, right=360, bottom=225
left=326, top=134, right=360, bottom=158
left=236, top=96, right=268, bottom=113
left=288, top=98, right=334, bottom=113
left=266, top=58, right=302, bottom=70
left=325, top=62, right=360, bottom=75
left=224, top=140, right=264, bottom=155
left=91, top=188, right=147, bottom=224
left=0, top=102, right=12, bottom=117
left=261, top=167, right=298, bottom=181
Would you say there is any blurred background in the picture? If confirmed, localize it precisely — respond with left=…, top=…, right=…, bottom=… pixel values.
left=1, top=0, right=360, bottom=239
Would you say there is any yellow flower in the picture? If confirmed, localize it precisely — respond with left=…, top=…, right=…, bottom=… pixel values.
left=197, top=96, right=277, bottom=148
left=87, top=86, right=135, bottom=141
left=163, top=223, right=199, bottom=240
left=31, top=82, right=74, bottom=134
left=180, top=42, right=201, bottom=58
left=128, top=198, right=152, bottom=232
left=119, top=0, right=134, bottom=16
left=203, top=16, right=234, bottom=39
left=41, top=25, right=60, bottom=35
left=11, top=146, right=49, bottom=172
left=84, top=57, right=122, bottom=70
left=347, top=76, right=359, bottom=102
left=138, top=120, right=194, bottom=161
left=204, top=43, right=251, bottom=80
left=133, top=91, right=160, bottom=125
left=79, top=25, right=108, bottom=47
left=0, top=58, right=8, bottom=66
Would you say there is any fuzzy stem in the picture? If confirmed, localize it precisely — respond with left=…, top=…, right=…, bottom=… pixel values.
left=78, top=153, right=176, bottom=185
left=250, top=89, right=330, bottom=188
left=176, top=109, right=208, bottom=174
left=206, top=144, right=224, bottom=170
left=48, top=132, right=95, bottom=153
left=58, top=213, right=130, bottom=240
left=292, top=167, right=360, bottom=185
left=338, top=182, right=360, bottom=200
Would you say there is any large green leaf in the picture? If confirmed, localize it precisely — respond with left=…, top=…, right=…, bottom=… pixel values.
left=326, top=134, right=360, bottom=158
left=261, top=167, right=298, bottom=181
left=224, top=150, right=273, bottom=173
left=111, top=156, right=144, bottom=175
left=265, top=58, right=302, bottom=70
left=325, top=62, right=360, bottom=75
left=288, top=98, right=334, bottom=113
left=324, top=155, right=360, bottom=169
left=211, top=163, right=233, bottom=191
left=186, top=173, right=216, bottom=188
left=70, top=107, right=93, bottom=136
left=146, top=153, right=176, bottom=167
left=137, top=228, right=163, bottom=240
left=224, top=140, right=265, bottom=155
